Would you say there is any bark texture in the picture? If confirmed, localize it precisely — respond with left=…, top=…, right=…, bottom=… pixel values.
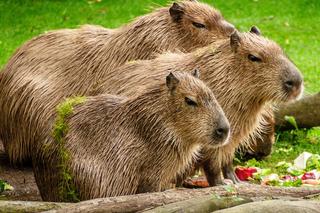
left=275, top=93, right=320, bottom=130
left=45, top=185, right=320, bottom=213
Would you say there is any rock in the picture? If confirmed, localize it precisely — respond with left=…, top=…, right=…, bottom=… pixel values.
left=214, top=200, right=320, bottom=213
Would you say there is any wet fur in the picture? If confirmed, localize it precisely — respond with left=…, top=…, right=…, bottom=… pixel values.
left=238, top=107, right=276, bottom=160
left=0, top=1, right=234, bottom=165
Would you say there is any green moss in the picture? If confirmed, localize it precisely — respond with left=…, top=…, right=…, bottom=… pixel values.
left=52, top=96, right=86, bottom=202
left=53, top=96, right=87, bottom=142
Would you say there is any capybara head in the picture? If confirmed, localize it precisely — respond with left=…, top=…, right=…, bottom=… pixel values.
left=165, top=70, right=230, bottom=147
left=215, top=26, right=303, bottom=103
left=169, top=1, right=235, bottom=49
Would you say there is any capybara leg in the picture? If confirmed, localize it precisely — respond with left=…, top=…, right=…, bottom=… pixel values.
left=222, top=162, right=240, bottom=184
left=202, top=159, right=223, bottom=186
left=175, top=163, right=198, bottom=187
left=32, top=145, right=62, bottom=201
left=175, top=174, right=185, bottom=187
left=33, top=161, right=61, bottom=201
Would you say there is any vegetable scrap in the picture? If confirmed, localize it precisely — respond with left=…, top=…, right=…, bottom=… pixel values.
left=0, top=179, right=14, bottom=193
left=236, top=152, right=320, bottom=187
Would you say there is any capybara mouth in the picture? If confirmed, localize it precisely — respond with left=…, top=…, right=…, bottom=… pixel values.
left=211, top=140, right=230, bottom=148
left=242, top=152, right=270, bottom=161
left=210, top=132, right=231, bottom=148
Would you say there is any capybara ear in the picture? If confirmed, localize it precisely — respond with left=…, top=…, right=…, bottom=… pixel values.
left=192, top=69, right=200, bottom=78
left=230, top=31, right=241, bottom=53
left=166, top=72, right=180, bottom=92
left=169, top=3, right=184, bottom=22
left=250, top=26, right=261, bottom=36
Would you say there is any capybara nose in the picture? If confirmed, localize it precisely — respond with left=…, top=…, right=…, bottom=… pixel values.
left=284, top=80, right=294, bottom=90
left=213, top=120, right=230, bottom=143
left=283, top=63, right=303, bottom=99
left=283, top=71, right=303, bottom=99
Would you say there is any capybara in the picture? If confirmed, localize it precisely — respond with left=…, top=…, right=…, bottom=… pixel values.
left=0, top=0, right=235, bottom=165
left=93, top=28, right=303, bottom=185
left=34, top=71, right=230, bottom=201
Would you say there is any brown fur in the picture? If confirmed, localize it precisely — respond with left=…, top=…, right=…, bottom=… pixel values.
left=238, top=108, right=275, bottom=160
left=93, top=31, right=303, bottom=185
left=0, top=1, right=234, bottom=165
left=34, top=71, right=230, bottom=201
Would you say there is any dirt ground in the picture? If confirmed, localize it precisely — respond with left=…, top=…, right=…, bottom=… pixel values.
left=0, top=140, right=41, bottom=201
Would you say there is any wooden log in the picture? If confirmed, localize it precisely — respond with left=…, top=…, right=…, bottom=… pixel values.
left=0, top=201, right=67, bottom=213
left=0, top=184, right=319, bottom=212
left=45, top=184, right=320, bottom=213
left=142, top=195, right=253, bottom=213
left=275, top=93, right=320, bottom=130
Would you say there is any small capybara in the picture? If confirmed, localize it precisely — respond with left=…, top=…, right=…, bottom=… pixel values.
left=34, top=71, right=230, bottom=201
left=0, top=0, right=234, bottom=165
left=93, top=28, right=303, bottom=185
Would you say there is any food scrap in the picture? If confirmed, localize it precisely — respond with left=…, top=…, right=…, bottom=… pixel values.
left=236, top=152, right=320, bottom=187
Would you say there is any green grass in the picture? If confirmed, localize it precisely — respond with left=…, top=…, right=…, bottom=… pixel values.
left=0, top=0, right=319, bottom=93
left=238, top=128, right=320, bottom=173
left=0, top=0, right=319, bottom=177
left=235, top=127, right=320, bottom=188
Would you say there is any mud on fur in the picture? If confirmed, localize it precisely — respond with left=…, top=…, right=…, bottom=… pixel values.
left=35, top=71, right=230, bottom=201
left=0, top=0, right=234, bottom=166
left=94, top=28, right=303, bottom=186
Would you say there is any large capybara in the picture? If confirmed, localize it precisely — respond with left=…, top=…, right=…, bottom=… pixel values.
left=34, top=71, right=230, bottom=201
left=0, top=0, right=235, bottom=165
left=93, top=28, right=303, bottom=185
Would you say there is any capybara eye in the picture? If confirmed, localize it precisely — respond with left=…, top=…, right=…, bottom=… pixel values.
left=192, top=22, right=206, bottom=29
left=185, top=97, right=198, bottom=107
left=248, top=54, right=262, bottom=62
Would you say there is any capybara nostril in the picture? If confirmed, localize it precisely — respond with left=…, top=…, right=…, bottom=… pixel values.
left=283, top=72, right=303, bottom=99
left=214, top=122, right=230, bottom=143
left=284, top=80, right=294, bottom=90
left=216, top=128, right=227, bottom=137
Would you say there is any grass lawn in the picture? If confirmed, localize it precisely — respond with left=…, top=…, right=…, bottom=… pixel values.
left=0, top=0, right=319, bottom=173
left=237, top=127, right=320, bottom=175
